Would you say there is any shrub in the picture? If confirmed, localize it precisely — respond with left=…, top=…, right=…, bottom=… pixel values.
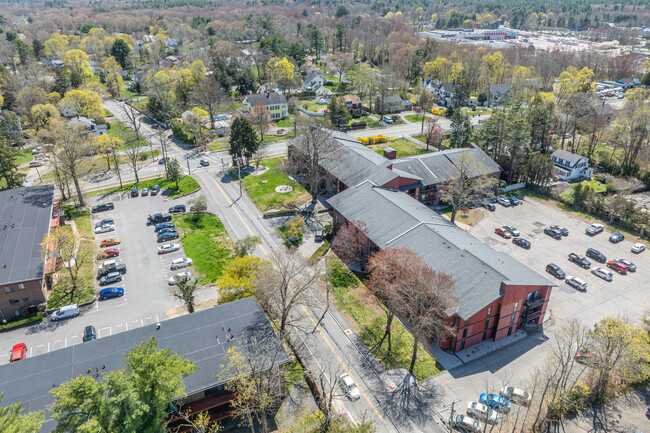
left=171, top=119, right=195, bottom=144
left=560, top=189, right=575, bottom=205
left=286, top=216, right=305, bottom=239
left=370, top=135, right=387, bottom=144
left=358, top=137, right=369, bottom=145
left=0, top=312, right=43, bottom=332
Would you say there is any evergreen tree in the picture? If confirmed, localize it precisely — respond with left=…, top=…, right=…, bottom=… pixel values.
left=327, top=97, right=350, bottom=130
left=0, top=138, right=24, bottom=190
left=229, top=117, right=259, bottom=166
left=166, top=158, right=183, bottom=191
left=449, top=110, right=472, bottom=148
left=110, top=39, right=131, bottom=69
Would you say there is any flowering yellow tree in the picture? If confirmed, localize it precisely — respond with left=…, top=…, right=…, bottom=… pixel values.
left=44, top=33, right=69, bottom=58
left=31, top=104, right=61, bottom=130
left=95, top=134, right=124, bottom=170
left=267, top=57, right=296, bottom=92
left=57, top=89, right=103, bottom=119
left=64, top=49, right=94, bottom=86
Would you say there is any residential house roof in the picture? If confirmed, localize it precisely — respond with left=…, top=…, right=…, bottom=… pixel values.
left=489, top=84, right=511, bottom=95
left=303, top=72, right=324, bottom=86
left=0, top=184, right=55, bottom=286
left=391, top=146, right=501, bottom=187
left=340, top=94, right=362, bottom=105
left=0, top=297, right=289, bottom=432
left=379, top=95, right=403, bottom=105
left=551, top=149, right=585, bottom=166
left=245, top=92, right=288, bottom=107
left=328, top=183, right=554, bottom=319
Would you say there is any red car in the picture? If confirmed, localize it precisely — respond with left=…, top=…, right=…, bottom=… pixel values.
left=606, top=260, right=628, bottom=274
left=10, top=343, right=27, bottom=362
left=104, top=248, right=119, bottom=258
left=495, top=227, right=512, bottom=239
left=576, top=350, right=597, bottom=364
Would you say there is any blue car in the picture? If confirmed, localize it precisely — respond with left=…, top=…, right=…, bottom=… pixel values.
left=609, top=234, right=625, bottom=244
left=99, top=287, right=124, bottom=300
left=479, top=393, right=511, bottom=413
left=154, top=222, right=175, bottom=232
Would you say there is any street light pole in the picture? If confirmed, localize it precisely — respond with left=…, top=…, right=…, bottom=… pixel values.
left=180, top=210, right=186, bottom=237
left=35, top=165, right=42, bottom=182
left=238, top=165, right=242, bottom=198
left=186, top=157, right=191, bottom=175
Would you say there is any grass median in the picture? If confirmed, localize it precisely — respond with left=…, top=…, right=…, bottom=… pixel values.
left=85, top=175, right=199, bottom=199
left=240, top=157, right=310, bottom=212
left=172, top=214, right=232, bottom=284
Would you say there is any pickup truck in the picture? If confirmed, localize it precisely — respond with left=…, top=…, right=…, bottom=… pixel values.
left=585, top=223, right=604, bottom=235
left=97, top=263, right=127, bottom=278
left=147, top=212, right=172, bottom=225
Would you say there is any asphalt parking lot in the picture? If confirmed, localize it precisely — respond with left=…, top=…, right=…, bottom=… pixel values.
left=0, top=190, right=195, bottom=365
left=470, top=198, right=650, bottom=328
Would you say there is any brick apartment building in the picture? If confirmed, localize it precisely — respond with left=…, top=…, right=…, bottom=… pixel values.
left=0, top=184, right=58, bottom=320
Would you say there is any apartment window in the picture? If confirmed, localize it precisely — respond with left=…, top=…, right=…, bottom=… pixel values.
left=527, top=290, right=540, bottom=302
left=507, top=326, right=513, bottom=336
left=462, top=328, right=467, bottom=338
left=4, top=286, right=14, bottom=294
left=510, top=314, right=516, bottom=324
left=9, top=299, right=19, bottom=305
left=460, top=341, right=465, bottom=350
left=514, top=302, right=519, bottom=313
left=465, top=319, right=469, bottom=326
left=22, top=296, right=29, bottom=302
left=18, top=284, right=25, bottom=290
left=484, top=319, right=490, bottom=330
left=487, top=307, right=492, bottom=317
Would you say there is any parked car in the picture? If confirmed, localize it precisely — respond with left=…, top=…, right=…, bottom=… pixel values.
left=508, top=197, right=520, bottom=206
left=158, top=157, right=169, bottom=165
left=157, top=228, right=178, bottom=236
left=82, top=326, right=97, bottom=342
left=591, top=267, right=613, bottom=282
left=544, top=227, right=563, bottom=239
left=586, top=248, right=606, bottom=263
left=479, top=394, right=511, bottom=413
left=100, top=238, right=120, bottom=247
left=158, top=243, right=180, bottom=254
left=94, top=224, right=115, bottom=234
left=10, top=343, right=27, bottom=362
left=151, top=185, right=161, bottom=195
left=466, top=402, right=499, bottom=425
left=169, top=272, right=192, bottom=286
left=92, top=202, right=114, bottom=213
left=99, top=287, right=124, bottom=300
left=171, top=257, right=193, bottom=270
left=496, top=197, right=510, bottom=207
left=546, top=263, right=566, bottom=279
left=499, top=387, right=531, bottom=406
left=609, top=233, right=624, bottom=243
left=338, top=373, right=361, bottom=401
left=576, top=350, right=598, bottom=365
left=29, top=160, right=43, bottom=168
left=154, top=222, right=176, bottom=232
left=566, top=276, right=588, bottom=291
left=495, top=227, right=511, bottom=239
left=98, top=264, right=126, bottom=278
left=95, top=218, right=114, bottom=228
left=503, top=225, right=520, bottom=236
left=200, top=159, right=210, bottom=166
left=452, top=415, right=482, bottom=433
left=131, top=188, right=138, bottom=197
left=169, top=204, right=186, bottom=214
left=568, top=253, right=591, bottom=268
left=51, top=304, right=80, bottom=321
left=483, top=202, right=496, bottom=211
left=512, top=238, right=531, bottom=249
left=315, top=228, right=324, bottom=242
left=99, top=272, right=122, bottom=286
left=585, top=223, right=604, bottom=235
left=148, top=213, right=172, bottom=225
left=632, top=243, right=646, bottom=253
left=383, top=117, right=393, bottom=124
left=157, top=231, right=179, bottom=242
left=550, top=225, right=569, bottom=236
left=613, top=258, right=636, bottom=272
left=102, top=248, right=119, bottom=258
left=606, top=260, right=628, bottom=274
left=141, top=187, right=149, bottom=196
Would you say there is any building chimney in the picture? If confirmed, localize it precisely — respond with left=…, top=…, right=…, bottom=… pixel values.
left=383, top=147, right=397, bottom=160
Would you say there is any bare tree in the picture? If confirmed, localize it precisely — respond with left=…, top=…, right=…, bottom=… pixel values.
left=251, top=105, right=272, bottom=141
left=253, top=249, right=323, bottom=339
left=191, top=75, right=231, bottom=130
left=424, top=118, right=444, bottom=152
left=329, top=52, right=354, bottom=83
left=304, top=354, right=348, bottom=431
left=438, top=153, right=497, bottom=224
left=331, top=220, right=368, bottom=268
left=119, top=102, right=146, bottom=184
left=171, top=272, right=198, bottom=313
left=252, top=143, right=271, bottom=170
left=41, top=226, right=93, bottom=300
left=285, top=125, right=337, bottom=205
left=614, top=96, right=650, bottom=167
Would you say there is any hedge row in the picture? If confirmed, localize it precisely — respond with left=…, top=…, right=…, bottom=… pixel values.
left=0, top=312, right=43, bottom=332
left=358, top=136, right=388, bottom=145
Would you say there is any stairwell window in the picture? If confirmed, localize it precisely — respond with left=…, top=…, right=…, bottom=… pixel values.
left=487, top=307, right=492, bottom=317
left=514, top=302, right=519, bottom=313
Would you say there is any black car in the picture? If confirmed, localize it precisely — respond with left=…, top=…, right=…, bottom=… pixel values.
left=147, top=213, right=172, bottom=225
left=512, top=237, right=531, bottom=249
left=157, top=232, right=179, bottom=242
left=550, top=225, right=569, bottom=236
left=487, top=197, right=497, bottom=204
left=569, top=253, right=591, bottom=268
left=131, top=188, right=138, bottom=197
left=97, top=263, right=126, bottom=278
left=169, top=204, right=186, bottom=214
left=158, top=157, right=170, bottom=165
left=154, top=222, right=176, bottom=232
left=92, top=202, right=114, bottom=213
left=546, top=263, right=566, bottom=279
left=483, top=202, right=496, bottom=211
left=95, top=218, right=114, bottom=228
left=200, top=159, right=210, bottom=166
left=82, top=325, right=97, bottom=342
left=151, top=185, right=160, bottom=195
left=157, top=228, right=178, bottom=236
left=509, top=197, right=521, bottom=206
left=99, top=272, right=122, bottom=286
left=544, top=227, right=563, bottom=239
left=586, top=248, right=606, bottom=263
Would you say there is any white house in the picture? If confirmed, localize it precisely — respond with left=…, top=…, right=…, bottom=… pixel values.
left=303, top=72, right=326, bottom=90
left=69, top=116, right=107, bottom=136
left=551, top=149, right=593, bottom=181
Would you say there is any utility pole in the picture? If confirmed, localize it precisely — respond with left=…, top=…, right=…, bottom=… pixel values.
left=238, top=165, right=242, bottom=198
left=180, top=210, right=186, bottom=237
left=325, top=255, right=330, bottom=310
left=448, top=399, right=461, bottom=430
left=34, top=165, right=42, bottom=183
left=186, top=157, right=191, bottom=175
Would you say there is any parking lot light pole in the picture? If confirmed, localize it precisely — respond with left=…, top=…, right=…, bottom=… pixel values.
left=180, top=210, right=186, bottom=237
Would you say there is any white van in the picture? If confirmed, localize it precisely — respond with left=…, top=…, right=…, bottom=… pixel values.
left=51, top=304, right=79, bottom=321
left=102, top=259, right=117, bottom=269
left=170, top=257, right=192, bottom=270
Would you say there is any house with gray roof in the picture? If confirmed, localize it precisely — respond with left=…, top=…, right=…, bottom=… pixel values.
left=550, top=149, right=592, bottom=181
left=375, top=95, right=413, bottom=114
left=328, top=182, right=554, bottom=353
left=242, top=92, right=288, bottom=120
left=302, top=72, right=326, bottom=90
left=488, top=83, right=511, bottom=106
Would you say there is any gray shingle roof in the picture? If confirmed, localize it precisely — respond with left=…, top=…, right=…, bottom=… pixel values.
left=489, top=83, right=511, bottom=95
left=0, top=184, right=54, bottom=285
left=303, top=72, right=324, bottom=86
left=245, top=92, right=288, bottom=107
left=391, top=147, right=501, bottom=187
left=551, top=149, right=584, bottom=165
left=328, top=183, right=554, bottom=319
left=0, top=297, right=288, bottom=432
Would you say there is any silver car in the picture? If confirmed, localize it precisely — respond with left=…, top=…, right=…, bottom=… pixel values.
left=452, top=415, right=482, bottom=433
left=338, top=373, right=361, bottom=401
left=499, top=386, right=531, bottom=406
left=591, top=267, right=613, bottom=282
left=467, top=401, right=499, bottom=424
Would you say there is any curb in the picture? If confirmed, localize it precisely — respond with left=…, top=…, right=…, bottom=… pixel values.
left=45, top=295, right=97, bottom=316
left=165, top=187, right=202, bottom=202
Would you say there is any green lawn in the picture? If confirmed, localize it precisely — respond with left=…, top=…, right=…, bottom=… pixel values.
left=328, top=258, right=443, bottom=379
left=108, top=120, right=148, bottom=146
left=261, top=135, right=291, bottom=144
left=15, top=149, right=34, bottom=167
left=275, top=119, right=293, bottom=128
left=367, top=138, right=431, bottom=158
left=240, top=157, right=310, bottom=212
left=85, top=175, right=199, bottom=199
left=404, top=114, right=426, bottom=123
left=172, top=214, right=232, bottom=284
left=575, top=179, right=607, bottom=193
left=348, top=116, right=381, bottom=128
left=461, top=107, right=491, bottom=115
left=413, top=134, right=427, bottom=143
left=208, top=140, right=229, bottom=152
left=300, top=101, right=325, bottom=113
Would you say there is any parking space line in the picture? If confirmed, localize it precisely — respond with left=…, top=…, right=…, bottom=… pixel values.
left=64, top=338, right=68, bottom=348
left=47, top=342, right=50, bottom=352
left=29, top=346, right=33, bottom=358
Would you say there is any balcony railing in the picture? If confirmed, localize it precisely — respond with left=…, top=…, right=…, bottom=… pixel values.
left=525, top=298, right=545, bottom=309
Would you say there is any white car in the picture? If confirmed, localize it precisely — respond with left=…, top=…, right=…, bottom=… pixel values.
left=338, top=373, right=361, bottom=401
left=566, top=276, right=587, bottom=291
left=499, top=387, right=531, bottom=406
left=158, top=243, right=181, bottom=254
left=591, top=267, right=613, bottom=282
left=168, top=271, right=191, bottom=286
left=94, top=224, right=115, bottom=234
left=170, top=257, right=193, bottom=270
left=632, top=243, right=646, bottom=253
left=496, top=197, right=510, bottom=207
left=466, top=401, right=499, bottom=424
left=29, top=161, right=43, bottom=168
left=452, top=414, right=482, bottom=433
left=585, top=223, right=604, bottom=235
